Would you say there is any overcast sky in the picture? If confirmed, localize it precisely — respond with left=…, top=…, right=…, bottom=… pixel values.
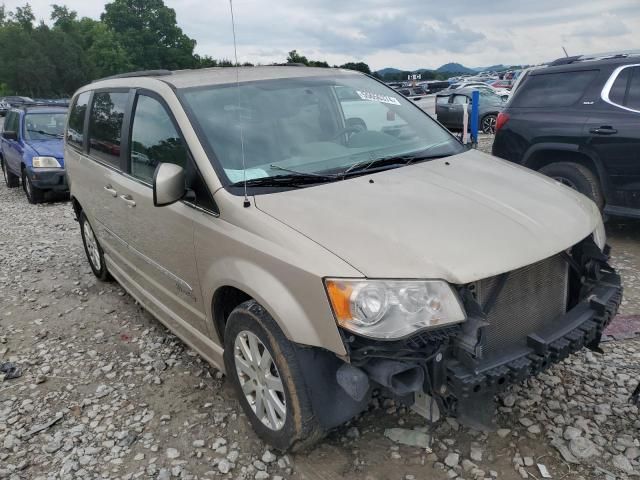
left=5, top=0, right=640, bottom=70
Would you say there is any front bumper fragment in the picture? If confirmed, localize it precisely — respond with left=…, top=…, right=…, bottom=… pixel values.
left=446, top=270, right=621, bottom=400
left=26, top=167, right=68, bottom=191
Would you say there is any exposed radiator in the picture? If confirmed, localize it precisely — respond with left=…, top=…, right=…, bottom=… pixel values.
left=473, top=254, right=569, bottom=356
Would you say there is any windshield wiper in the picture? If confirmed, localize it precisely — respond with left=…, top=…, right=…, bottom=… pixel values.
left=341, top=141, right=455, bottom=177
left=27, top=129, right=63, bottom=139
left=229, top=173, right=338, bottom=188
left=269, top=164, right=340, bottom=178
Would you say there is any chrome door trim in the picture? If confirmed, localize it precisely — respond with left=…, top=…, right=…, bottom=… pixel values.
left=102, top=224, right=193, bottom=293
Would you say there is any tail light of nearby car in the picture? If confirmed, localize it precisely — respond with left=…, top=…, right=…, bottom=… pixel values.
left=495, top=112, right=510, bottom=132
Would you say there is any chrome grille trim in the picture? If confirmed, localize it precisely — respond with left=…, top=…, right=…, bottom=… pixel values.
left=474, top=254, right=569, bottom=356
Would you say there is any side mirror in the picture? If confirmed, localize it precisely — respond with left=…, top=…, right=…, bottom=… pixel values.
left=153, top=163, right=186, bottom=207
left=2, top=131, right=17, bottom=141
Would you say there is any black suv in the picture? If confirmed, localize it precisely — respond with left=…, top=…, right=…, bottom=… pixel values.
left=492, top=53, right=640, bottom=218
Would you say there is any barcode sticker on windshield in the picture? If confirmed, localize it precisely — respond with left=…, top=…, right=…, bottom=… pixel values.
left=356, top=90, right=401, bottom=105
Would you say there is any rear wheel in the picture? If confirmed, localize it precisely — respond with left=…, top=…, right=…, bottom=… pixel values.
left=539, top=161, right=604, bottom=210
left=2, top=159, right=19, bottom=188
left=22, top=170, right=44, bottom=203
left=223, top=300, right=324, bottom=451
left=79, top=211, right=110, bottom=280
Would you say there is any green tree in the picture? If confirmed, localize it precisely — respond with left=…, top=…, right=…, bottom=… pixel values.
left=339, top=62, right=372, bottom=75
left=101, top=0, right=197, bottom=70
left=86, top=23, right=133, bottom=78
left=286, top=50, right=308, bottom=65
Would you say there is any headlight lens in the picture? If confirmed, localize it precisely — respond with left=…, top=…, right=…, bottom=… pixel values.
left=593, top=217, right=606, bottom=250
left=32, top=156, right=62, bottom=168
left=325, top=279, right=466, bottom=339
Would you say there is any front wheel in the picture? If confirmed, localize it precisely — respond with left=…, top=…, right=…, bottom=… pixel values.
left=481, top=114, right=497, bottom=134
left=23, top=170, right=44, bottom=203
left=539, top=161, right=604, bottom=210
left=223, top=300, right=324, bottom=451
left=2, top=159, right=19, bottom=188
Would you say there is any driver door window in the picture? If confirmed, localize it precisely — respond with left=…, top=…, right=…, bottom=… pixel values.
left=130, top=95, right=188, bottom=184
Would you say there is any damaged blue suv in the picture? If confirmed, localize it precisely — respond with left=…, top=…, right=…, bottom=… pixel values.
left=1, top=105, right=68, bottom=203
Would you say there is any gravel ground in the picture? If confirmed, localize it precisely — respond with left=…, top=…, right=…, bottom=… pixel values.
left=1, top=148, right=639, bottom=480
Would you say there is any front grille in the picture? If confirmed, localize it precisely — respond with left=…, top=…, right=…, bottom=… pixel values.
left=474, top=254, right=569, bottom=356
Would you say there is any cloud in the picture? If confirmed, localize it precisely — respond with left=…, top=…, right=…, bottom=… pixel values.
left=2, top=0, right=639, bottom=70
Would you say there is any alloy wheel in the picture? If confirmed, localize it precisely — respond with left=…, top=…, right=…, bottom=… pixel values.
left=482, top=115, right=497, bottom=134
left=233, top=330, right=287, bottom=431
left=83, top=218, right=102, bottom=270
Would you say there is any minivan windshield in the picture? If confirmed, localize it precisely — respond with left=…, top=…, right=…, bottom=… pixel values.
left=180, top=74, right=463, bottom=190
left=24, top=112, right=66, bottom=140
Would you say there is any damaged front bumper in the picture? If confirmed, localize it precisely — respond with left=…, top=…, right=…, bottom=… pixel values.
left=296, top=237, right=622, bottom=430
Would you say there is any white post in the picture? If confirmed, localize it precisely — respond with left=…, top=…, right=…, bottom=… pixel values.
left=462, top=102, right=469, bottom=144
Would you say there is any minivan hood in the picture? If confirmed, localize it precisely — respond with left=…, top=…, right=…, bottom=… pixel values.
left=255, top=150, right=600, bottom=284
left=28, top=139, right=64, bottom=162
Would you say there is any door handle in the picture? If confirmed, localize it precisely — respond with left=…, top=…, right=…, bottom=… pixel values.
left=589, top=126, right=618, bottom=135
left=104, top=185, right=117, bottom=197
left=119, top=194, right=136, bottom=208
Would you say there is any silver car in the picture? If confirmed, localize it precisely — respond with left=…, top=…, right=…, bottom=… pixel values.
left=65, top=67, right=621, bottom=451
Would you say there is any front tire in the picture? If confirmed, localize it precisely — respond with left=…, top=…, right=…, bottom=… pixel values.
left=22, top=170, right=44, bottom=203
left=2, top=159, right=19, bottom=188
left=481, top=114, right=497, bottom=134
left=539, top=161, right=604, bottom=210
left=79, top=211, right=110, bottom=280
left=223, top=300, right=324, bottom=452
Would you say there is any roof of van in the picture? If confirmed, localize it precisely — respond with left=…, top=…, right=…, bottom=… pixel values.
left=93, top=66, right=362, bottom=90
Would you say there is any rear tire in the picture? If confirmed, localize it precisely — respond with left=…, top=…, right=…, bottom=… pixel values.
left=539, top=162, right=604, bottom=210
left=2, top=159, right=19, bottom=188
left=223, top=300, right=324, bottom=452
left=22, top=170, right=44, bottom=203
left=79, top=211, right=110, bottom=281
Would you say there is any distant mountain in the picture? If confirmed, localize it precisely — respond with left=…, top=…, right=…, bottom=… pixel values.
left=376, top=67, right=403, bottom=76
left=473, top=64, right=510, bottom=72
left=435, top=63, right=476, bottom=74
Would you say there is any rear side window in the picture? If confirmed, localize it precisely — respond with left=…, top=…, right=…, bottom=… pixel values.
left=67, top=92, right=90, bottom=150
left=609, top=68, right=630, bottom=106
left=511, top=70, right=598, bottom=107
left=89, top=92, right=128, bottom=167
left=628, top=67, right=640, bottom=111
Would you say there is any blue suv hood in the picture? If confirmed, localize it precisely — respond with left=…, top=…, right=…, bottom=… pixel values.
left=27, top=139, right=64, bottom=165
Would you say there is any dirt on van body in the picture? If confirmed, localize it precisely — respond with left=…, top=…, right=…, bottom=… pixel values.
left=1, top=162, right=639, bottom=480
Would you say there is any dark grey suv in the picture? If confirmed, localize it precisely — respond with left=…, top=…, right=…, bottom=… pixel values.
left=493, top=52, right=640, bottom=218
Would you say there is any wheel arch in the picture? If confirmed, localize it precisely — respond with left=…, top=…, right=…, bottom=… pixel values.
left=204, top=260, right=346, bottom=356
left=522, top=144, right=610, bottom=200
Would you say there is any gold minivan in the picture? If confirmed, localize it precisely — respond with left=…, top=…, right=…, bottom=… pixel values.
left=65, top=67, right=622, bottom=450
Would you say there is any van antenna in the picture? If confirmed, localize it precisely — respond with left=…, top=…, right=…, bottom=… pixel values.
left=562, top=46, right=569, bottom=58
left=229, top=0, right=250, bottom=208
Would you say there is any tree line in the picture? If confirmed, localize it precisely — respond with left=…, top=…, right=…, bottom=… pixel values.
left=0, top=1, right=383, bottom=98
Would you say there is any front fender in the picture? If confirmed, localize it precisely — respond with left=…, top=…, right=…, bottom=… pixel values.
left=201, top=256, right=347, bottom=356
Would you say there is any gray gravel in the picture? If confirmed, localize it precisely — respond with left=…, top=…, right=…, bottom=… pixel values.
left=1, top=157, right=639, bottom=480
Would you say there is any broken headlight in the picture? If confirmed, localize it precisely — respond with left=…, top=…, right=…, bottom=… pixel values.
left=325, top=279, right=466, bottom=339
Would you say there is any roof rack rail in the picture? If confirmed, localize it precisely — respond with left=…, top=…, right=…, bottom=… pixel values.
left=20, top=101, right=69, bottom=108
left=92, top=69, right=173, bottom=83
left=549, top=50, right=640, bottom=66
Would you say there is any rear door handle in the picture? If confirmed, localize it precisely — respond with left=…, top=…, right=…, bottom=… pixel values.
left=590, top=126, right=618, bottom=135
left=104, top=185, right=117, bottom=197
left=119, top=194, right=136, bottom=208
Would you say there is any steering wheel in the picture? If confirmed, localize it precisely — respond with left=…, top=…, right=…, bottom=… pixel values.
left=331, top=125, right=365, bottom=140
